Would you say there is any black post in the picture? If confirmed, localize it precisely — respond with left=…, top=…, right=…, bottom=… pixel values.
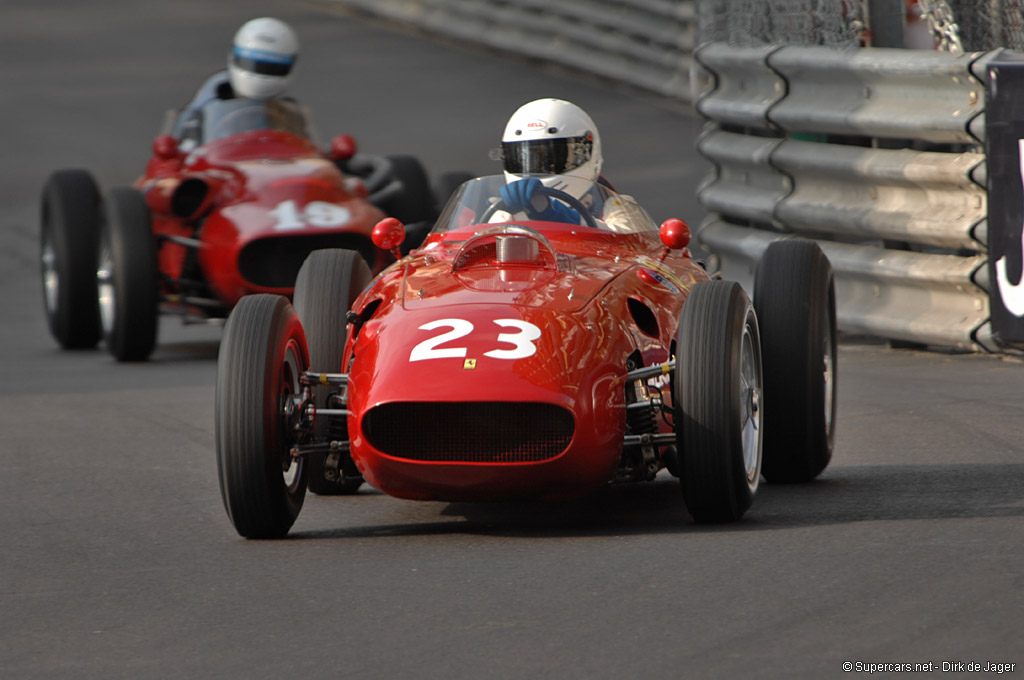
left=868, top=0, right=906, bottom=48
left=985, top=51, right=1024, bottom=347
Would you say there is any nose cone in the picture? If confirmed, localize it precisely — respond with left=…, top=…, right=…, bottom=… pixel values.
left=345, top=303, right=627, bottom=501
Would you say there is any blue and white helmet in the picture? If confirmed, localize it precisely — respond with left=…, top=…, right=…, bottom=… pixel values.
left=228, top=18, right=299, bottom=100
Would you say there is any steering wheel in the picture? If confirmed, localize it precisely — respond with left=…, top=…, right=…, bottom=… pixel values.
left=480, top=184, right=600, bottom=229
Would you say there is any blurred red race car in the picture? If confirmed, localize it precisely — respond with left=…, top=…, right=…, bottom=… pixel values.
left=214, top=174, right=837, bottom=538
left=40, top=73, right=463, bottom=361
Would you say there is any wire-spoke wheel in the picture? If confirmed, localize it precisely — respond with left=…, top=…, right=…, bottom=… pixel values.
left=675, top=280, right=763, bottom=523
left=216, top=294, right=310, bottom=539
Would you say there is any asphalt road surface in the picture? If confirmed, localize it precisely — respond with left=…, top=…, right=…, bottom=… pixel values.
left=2, top=2, right=1022, bottom=678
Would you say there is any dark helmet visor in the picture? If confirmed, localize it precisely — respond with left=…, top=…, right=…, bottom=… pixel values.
left=502, top=135, right=593, bottom=175
left=232, top=46, right=295, bottom=77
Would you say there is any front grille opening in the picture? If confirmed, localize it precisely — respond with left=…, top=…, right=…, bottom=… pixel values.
left=363, top=402, right=574, bottom=463
left=238, top=234, right=373, bottom=289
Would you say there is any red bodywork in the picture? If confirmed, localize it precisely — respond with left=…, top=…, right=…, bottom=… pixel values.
left=343, top=218, right=710, bottom=502
left=135, top=130, right=389, bottom=313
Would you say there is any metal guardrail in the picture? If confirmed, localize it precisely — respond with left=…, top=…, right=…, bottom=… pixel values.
left=700, top=221, right=990, bottom=350
left=695, top=43, right=1000, bottom=351
left=694, top=129, right=986, bottom=252
left=692, top=44, right=782, bottom=131
left=768, top=46, right=990, bottom=144
left=322, top=0, right=697, bottom=101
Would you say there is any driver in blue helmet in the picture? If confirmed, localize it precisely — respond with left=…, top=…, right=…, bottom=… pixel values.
left=171, top=17, right=311, bottom=151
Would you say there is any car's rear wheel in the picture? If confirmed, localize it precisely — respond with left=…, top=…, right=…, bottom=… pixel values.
left=383, top=155, right=435, bottom=225
left=433, top=171, right=474, bottom=214
left=98, top=187, right=158, bottom=361
left=216, top=294, right=309, bottom=539
left=754, top=239, right=836, bottom=482
left=40, top=169, right=103, bottom=349
left=675, top=280, right=763, bottom=523
left=293, top=249, right=372, bottom=495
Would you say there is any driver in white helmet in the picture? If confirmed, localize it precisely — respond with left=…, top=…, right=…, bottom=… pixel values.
left=171, top=17, right=312, bottom=151
left=493, top=98, right=631, bottom=230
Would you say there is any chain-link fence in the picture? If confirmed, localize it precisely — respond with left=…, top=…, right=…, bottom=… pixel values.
left=697, top=0, right=864, bottom=46
left=946, top=0, right=1024, bottom=51
left=698, top=0, right=1024, bottom=50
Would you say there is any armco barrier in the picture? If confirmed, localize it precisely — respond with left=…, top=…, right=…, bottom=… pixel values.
left=767, top=46, right=989, bottom=144
left=770, top=140, right=987, bottom=250
left=694, top=43, right=1002, bottom=351
left=700, top=221, right=990, bottom=350
left=322, top=0, right=697, bottom=101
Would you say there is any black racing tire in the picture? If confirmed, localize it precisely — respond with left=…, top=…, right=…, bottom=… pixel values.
left=293, top=249, right=372, bottom=495
left=675, top=280, right=763, bottom=523
left=216, top=294, right=309, bottom=539
left=98, top=187, right=158, bottom=362
left=40, top=169, right=103, bottom=349
left=382, top=155, right=435, bottom=225
left=754, top=239, right=837, bottom=482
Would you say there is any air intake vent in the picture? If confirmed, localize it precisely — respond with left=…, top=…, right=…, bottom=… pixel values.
left=363, top=402, right=574, bottom=463
left=238, top=234, right=374, bottom=288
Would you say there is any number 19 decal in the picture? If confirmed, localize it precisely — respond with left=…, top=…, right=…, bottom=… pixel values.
left=409, top=318, right=541, bottom=362
left=269, top=199, right=351, bottom=231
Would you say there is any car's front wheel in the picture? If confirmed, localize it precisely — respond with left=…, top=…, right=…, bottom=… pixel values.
left=675, top=280, right=763, bottom=523
left=293, top=249, right=371, bottom=495
left=98, top=187, right=158, bottom=361
left=216, top=294, right=309, bottom=539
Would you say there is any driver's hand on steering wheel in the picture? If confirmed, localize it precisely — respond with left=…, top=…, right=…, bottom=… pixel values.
left=500, top=177, right=582, bottom=225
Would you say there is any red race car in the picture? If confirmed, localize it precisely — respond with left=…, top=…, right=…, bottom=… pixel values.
left=214, top=174, right=837, bottom=537
left=40, top=74, right=458, bottom=361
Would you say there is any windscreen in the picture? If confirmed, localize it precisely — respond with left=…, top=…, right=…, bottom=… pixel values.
left=175, top=97, right=310, bottom=150
left=431, top=175, right=659, bottom=235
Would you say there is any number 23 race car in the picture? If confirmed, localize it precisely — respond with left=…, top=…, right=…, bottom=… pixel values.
left=40, top=78, right=451, bottom=362
left=214, top=174, right=837, bottom=538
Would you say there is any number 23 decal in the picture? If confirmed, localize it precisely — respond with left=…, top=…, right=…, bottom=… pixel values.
left=409, top=318, right=541, bottom=362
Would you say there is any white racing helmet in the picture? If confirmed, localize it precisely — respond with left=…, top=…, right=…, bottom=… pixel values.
left=228, top=18, right=299, bottom=100
left=501, top=98, right=603, bottom=200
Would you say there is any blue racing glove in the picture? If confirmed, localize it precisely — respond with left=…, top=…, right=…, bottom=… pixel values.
left=500, top=177, right=541, bottom=212
left=500, top=178, right=582, bottom=225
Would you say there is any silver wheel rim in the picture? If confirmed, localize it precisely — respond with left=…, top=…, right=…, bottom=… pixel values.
left=823, top=307, right=835, bottom=439
left=280, top=340, right=304, bottom=491
left=97, top=238, right=115, bottom=335
left=42, top=235, right=59, bottom=316
left=739, top=321, right=762, bottom=486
